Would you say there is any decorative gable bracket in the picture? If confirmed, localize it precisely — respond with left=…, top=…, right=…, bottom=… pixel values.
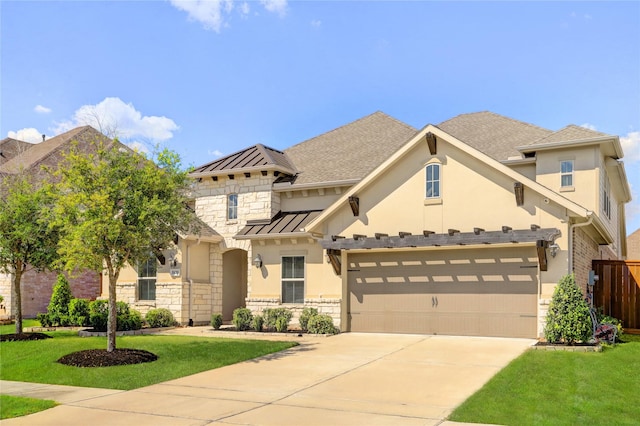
left=426, top=132, right=437, bottom=155
left=514, top=182, right=524, bottom=206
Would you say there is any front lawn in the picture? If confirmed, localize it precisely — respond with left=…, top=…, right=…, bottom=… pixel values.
left=449, top=335, right=640, bottom=425
left=0, top=331, right=297, bottom=390
left=0, top=395, right=57, bottom=419
left=0, top=319, right=40, bottom=334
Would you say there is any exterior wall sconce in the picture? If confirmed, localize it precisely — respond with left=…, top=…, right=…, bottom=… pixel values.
left=253, top=254, right=263, bottom=268
left=549, top=243, right=560, bottom=257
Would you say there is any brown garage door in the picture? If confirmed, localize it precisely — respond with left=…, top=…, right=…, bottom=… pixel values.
left=348, top=247, right=538, bottom=338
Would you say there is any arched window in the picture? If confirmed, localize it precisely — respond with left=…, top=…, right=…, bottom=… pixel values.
left=425, top=163, right=441, bottom=198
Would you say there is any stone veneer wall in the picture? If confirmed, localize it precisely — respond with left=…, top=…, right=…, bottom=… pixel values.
left=118, top=281, right=222, bottom=326
left=246, top=297, right=342, bottom=330
left=0, top=270, right=100, bottom=318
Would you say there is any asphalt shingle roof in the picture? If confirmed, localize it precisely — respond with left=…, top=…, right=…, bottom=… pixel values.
left=437, top=111, right=553, bottom=161
left=283, top=111, right=418, bottom=185
left=527, top=125, right=609, bottom=146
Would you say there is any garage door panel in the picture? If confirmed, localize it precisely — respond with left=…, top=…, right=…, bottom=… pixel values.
left=348, top=248, right=538, bottom=338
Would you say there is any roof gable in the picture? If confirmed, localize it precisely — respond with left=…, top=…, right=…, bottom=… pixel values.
left=305, top=125, right=591, bottom=234
left=528, top=125, right=609, bottom=145
left=0, top=138, right=35, bottom=164
left=190, top=144, right=297, bottom=177
left=283, top=111, right=417, bottom=186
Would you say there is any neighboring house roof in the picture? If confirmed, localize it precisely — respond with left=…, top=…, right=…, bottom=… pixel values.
left=437, top=111, right=552, bottom=161
left=236, top=210, right=322, bottom=239
left=181, top=213, right=223, bottom=243
left=189, top=144, right=297, bottom=178
left=627, top=228, right=640, bottom=260
left=0, top=126, right=110, bottom=176
left=282, top=111, right=417, bottom=186
left=0, top=138, right=35, bottom=165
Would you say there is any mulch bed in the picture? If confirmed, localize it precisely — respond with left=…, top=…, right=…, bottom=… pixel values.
left=0, top=333, right=52, bottom=342
left=57, top=349, right=158, bottom=367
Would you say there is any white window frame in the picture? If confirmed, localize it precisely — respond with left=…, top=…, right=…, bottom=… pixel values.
left=281, top=256, right=305, bottom=304
left=227, top=193, right=238, bottom=220
left=425, top=163, right=441, bottom=198
left=560, top=160, right=574, bottom=188
left=138, top=255, right=157, bottom=301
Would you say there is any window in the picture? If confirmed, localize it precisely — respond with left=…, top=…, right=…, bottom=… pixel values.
left=227, top=193, right=238, bottom=220
left=560, top=160, right=573, bottom=187
left=281, top=256, right=304, bottom=304
left=603, top=177, right=611, bottom=219
left=425, top=163, right=441, bottom=198
left=138, top=255, right=157, bottom=300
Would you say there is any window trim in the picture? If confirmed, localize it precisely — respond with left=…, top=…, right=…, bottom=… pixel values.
left=227, top=193, right=238, bottom=220
left=137, top=255, right=157, bottom=301
left=560, top=160, right=574, bottom=188
left=281, top=255, right=305, bottom=304
left=425, top=163, right=441, bottom=199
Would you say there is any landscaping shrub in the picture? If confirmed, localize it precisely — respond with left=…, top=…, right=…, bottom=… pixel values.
left=252, top=314, right=264, bottom=332
left=68, top=298, right=91, bottom=327
left=308, top=314, right=338, bottom=334
left=232, top=308, right=253, bottom=331
left=263, top=308, right=292, bottom=332
left=544, top=274, right=592, bottom=344
left=40, top=274, right=74, bottom=327
left=88, top=300, right=143, bottom=332
left=299, top=307, right=318, bottom=332
left=211, top=313, right=223, bottom=330
left=597, top=309, right=624, bottom=339
left=145, top=308, right=176, bottom=328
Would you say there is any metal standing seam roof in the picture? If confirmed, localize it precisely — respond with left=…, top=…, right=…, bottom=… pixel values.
left=190, top=144, right=297, bottom=177
left=235, top=210, right=322, bottom=238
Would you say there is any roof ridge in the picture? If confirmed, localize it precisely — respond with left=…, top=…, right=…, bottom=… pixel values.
left=286, top=111, right=414, bottom=152
left=439, top=111, right=551, bottom=133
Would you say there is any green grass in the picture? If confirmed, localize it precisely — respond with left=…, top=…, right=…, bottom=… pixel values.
left=0, top=332, right=298, bottom=390
left=449, top=334, right=640, bottom=426
left=0, top=395, right=57, bottom=419
left=0, top=319, right=40, bottom=334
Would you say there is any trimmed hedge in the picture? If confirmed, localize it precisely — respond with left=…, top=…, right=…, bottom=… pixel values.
left=211, top=313, right=223, bottom=330
left=308, top=314, right=338, bottom=334
left=263, top=308, right=292, bottom=332
left=232, top=308, right=253, bottom=331
left=145, top=308, right=176, bottom=328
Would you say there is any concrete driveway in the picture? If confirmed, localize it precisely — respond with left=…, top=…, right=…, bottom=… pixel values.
left=1, top=332, right=534, bottom=425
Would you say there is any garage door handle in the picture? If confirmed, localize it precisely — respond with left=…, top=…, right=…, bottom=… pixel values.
left=432, top=296, right=438, bottom=308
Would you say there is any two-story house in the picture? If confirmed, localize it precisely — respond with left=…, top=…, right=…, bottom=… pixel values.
left=114, top=111, right=631, bottom=338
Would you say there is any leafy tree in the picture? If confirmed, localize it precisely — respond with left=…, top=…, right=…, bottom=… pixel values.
left=544, top=274, right=592, bottom=344
left=0, top=173, right=59, bottom=333
left=53, top=141, right=193, bottom=351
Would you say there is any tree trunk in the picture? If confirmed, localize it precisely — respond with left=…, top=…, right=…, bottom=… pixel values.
left=107, top=274, right=117, bottom=352
left=13, top=263, right=23, bottom=334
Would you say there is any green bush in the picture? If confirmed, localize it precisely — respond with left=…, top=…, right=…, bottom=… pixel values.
left=232, top=308, right=253, bottom=331
left=41, top=274, right=74, bottom=326
left=36, top=312, right=51, bottom=327
left=275, top=316, right=289, bottom=332
left=211, top=313, right=223, bottom=330
left=145, top=308, right=175, bottom=328
left=597, top=310, right=624, bottom=339
left=544, top=274, right=592, bottom=344
left=68, top=298, right=91, bottom=327
left=263, top=308, right=292, bottom=332
left=252, top=314, right=264, bottom=332
left=308, top=314, right=338, bottom=334
left=299, top=307, right=318, bottom=332
left=88, top=300, right=143, bottom=332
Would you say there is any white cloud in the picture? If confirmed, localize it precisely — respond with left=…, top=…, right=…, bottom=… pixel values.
left=311, top=19, right=321, bottom=28
left=127, top=141, right=151, bottom=155
left=260, top=0, right=287, bottom=17
left=53, top=97, right=178, bottom=142
left=170, top=0, right=287, bottom=32
left=208, top=149, right=224, bottom=157
left=7, top=128, right=46, bottom=143
left=580, top=123, right=597, bottom=131
left=34, top=105, right=51, bottom=114
left=621, top=131, right=640, bottom=163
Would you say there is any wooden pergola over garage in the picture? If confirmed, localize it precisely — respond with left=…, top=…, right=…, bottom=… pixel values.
left=321, top=227, right=561, bottom=338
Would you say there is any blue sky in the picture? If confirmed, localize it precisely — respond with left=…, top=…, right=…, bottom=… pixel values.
left=2, top=1, right=639, bottom=233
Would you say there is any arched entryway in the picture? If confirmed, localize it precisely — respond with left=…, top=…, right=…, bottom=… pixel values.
left=222, top=249, right=248, bottom=321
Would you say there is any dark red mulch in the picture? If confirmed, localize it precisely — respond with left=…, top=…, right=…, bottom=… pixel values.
left=57, top=348, right=158, bottom=368
left=0, top=332, right=52, bottom=342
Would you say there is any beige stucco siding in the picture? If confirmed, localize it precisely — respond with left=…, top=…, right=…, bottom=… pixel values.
left=279, top=189, right=343, bottom=212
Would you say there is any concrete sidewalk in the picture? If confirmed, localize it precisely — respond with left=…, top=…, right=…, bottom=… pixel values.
left=1, top=330, right=533, bottom=425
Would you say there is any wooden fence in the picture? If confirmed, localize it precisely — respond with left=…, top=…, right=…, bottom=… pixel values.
left=592, top=260, right=640, bottom=334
